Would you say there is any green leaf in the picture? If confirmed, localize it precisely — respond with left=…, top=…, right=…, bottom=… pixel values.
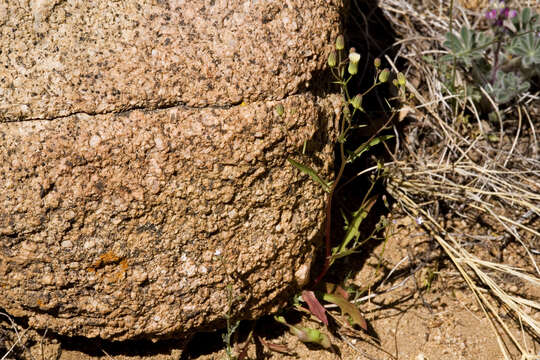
left=460, top=27, right=474, bottom=51
left=522, top=7, right=532, bottom=25
left=440, top=54, right=455, bottom=63
left=288, top=158, right=330, bottom=193
left=443, top=32, right=462, bottom=54
left=443, top=27, right=485, bottom=67
left=511, top=33, right=540, bottom=67
left=484, top=71, right=530, bottom=104
left=331, top=195, right=377, bottom=262
left=323, top=292, right=367, bottom=331
left=274, top=316, right=331, bottom=349
left=347, top=135, right=394, bottom=164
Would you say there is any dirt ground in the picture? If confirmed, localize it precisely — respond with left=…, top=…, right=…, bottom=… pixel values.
left=3, top=210, right=537, bottom=360
left=181, top=212, right=540, bottom=360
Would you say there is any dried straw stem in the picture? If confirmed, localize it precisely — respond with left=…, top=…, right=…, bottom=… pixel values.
left=379, top=0, right=540, bottom=358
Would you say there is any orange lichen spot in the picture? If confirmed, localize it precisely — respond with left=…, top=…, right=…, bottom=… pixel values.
left=119, top=258, right=129, bottom=271
left=87, top=251, right=123, bottom=272
left=97, top=251, right=122, bottom=265
left=87, top=252, right=129, bottom=282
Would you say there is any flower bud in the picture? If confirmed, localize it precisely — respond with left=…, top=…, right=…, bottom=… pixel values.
left=397, top=72, right=406, bottom=86
left=342, top=105, right=351, bottom=120
left=328, top=51, right=337, bottom=68
left=378, top=68, right=390, bottom=83
left=350, top=94, right=363, bottom=110
left=374, top=57, right=381, bottom=68
left=335, top=35, right=345, bottom=50
left=348, top=61, right=358, bottom=75
left=275, top=104, right=284, bottom=116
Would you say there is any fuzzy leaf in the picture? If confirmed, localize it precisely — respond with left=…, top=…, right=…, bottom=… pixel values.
left=460, top=27, right=474, bottom=51
left=301, top=290, right=328, bottom=326
left=443, top=27, right=484, bottom=67
left=485, top=71, right=530, bottom=104
left=288, top=158, right=330, bottom=193
left=510, top=33, right=540, bottom=67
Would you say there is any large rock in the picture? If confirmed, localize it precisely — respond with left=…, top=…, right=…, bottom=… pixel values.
left=0, top=0, right=342, bottom=341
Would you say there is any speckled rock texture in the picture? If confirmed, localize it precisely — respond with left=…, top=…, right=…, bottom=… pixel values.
left=0, top=0, right=343, bottom=342
left=1, top=0, right=342, bottom=121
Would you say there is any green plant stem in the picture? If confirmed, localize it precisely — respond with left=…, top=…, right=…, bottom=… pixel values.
left=314, top=109, right=393, bottom=284
left=361, top=81, right=382, bottom=97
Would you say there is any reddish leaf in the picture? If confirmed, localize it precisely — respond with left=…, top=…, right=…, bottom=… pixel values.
left=237, top=345, right=249, bottom=360
left=258, top=336, right=291, bottom=354
left=237, top=335, right=252, bottom=360
left=301, top=290, right=328, bottom=325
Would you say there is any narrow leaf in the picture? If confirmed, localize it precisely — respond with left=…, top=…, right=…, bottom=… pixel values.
left=348, top=135, right=394, bottom=164
left=287, top=158, right=330, bottom=193
left=301, top=290, right=328, bottom=326
left=323, top=292, right=368, bottom=331
left=326, top=282, right=349, bottom=300
left=333, top=195, right=378, bottom=258
left=258, top=336, right=292, bottom=354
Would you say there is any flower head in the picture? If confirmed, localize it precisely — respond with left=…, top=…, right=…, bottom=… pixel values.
left=348, top=52, right=361, bottom=64
left=486, top=0, right=517, bottom=27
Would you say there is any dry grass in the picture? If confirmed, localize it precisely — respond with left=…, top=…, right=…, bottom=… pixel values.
left=377, top=0, right=540, bottom=358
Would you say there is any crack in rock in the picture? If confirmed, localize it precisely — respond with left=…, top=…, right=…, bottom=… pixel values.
left=30, top=0, right=65, bottom=32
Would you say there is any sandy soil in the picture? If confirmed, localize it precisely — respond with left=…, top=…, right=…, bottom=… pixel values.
left=4, top=210, right=535, bottom=360
left=182, top=212, right=539, bottom=360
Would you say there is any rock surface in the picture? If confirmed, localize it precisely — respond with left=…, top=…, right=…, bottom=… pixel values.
left=1, top=0, right=342, bottom=121
left=0, top=0, right=343, bottom=341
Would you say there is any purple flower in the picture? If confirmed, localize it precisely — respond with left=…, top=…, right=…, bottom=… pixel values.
left=485, top=1, right=517, bottom=28
left=486, top=9, right=496, bottom=19
left=486, top=9, right=498, bottom=20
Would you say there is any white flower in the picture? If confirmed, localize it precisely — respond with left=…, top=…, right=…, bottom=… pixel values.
left=348, top=52, right=361, bottom=64
left=214, top=249, right=222, bottom=257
